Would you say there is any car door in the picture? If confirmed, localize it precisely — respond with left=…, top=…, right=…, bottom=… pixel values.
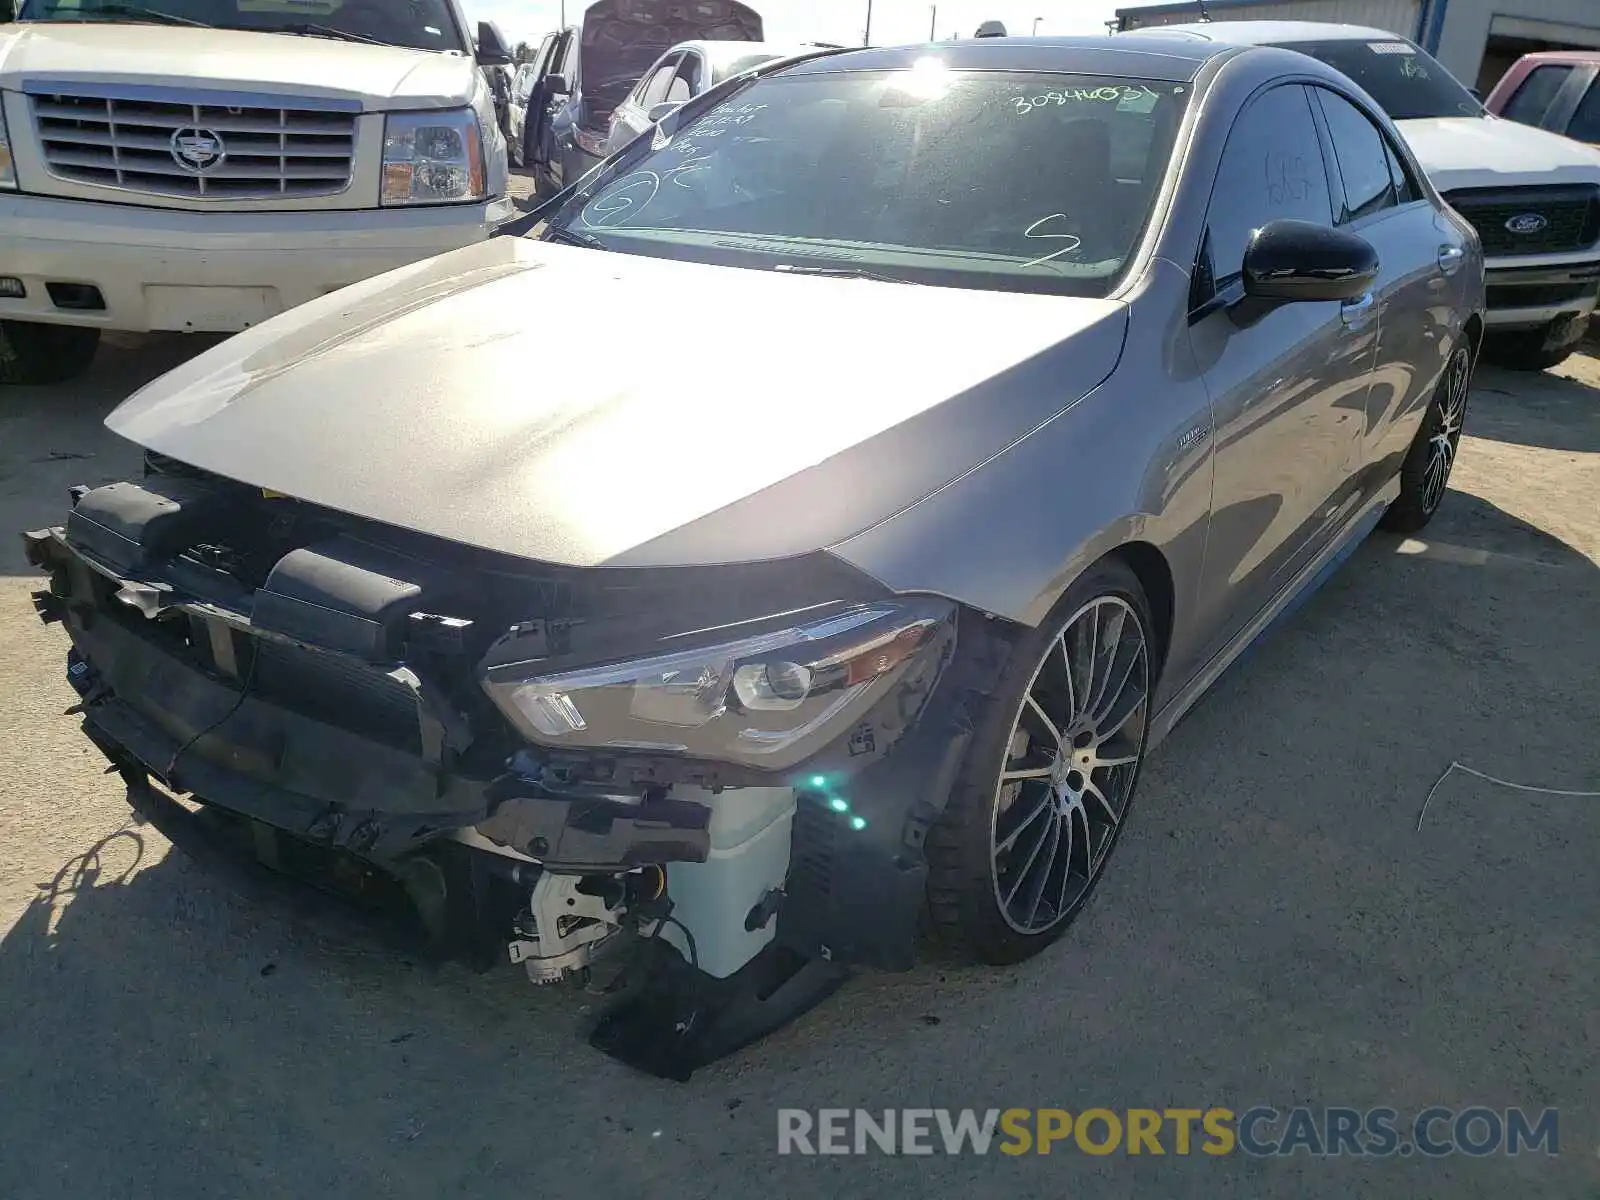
left=1187, top=83, right=1377, bottom=660
left=533, top=29, right=576, bottom=177
left=1311, top=84, right=1458, bottom=489
left=609, top=52, right=683, bottom=153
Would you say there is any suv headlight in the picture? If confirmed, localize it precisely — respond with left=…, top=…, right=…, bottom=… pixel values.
left=381, top=108, right=485, bottom=205
left=482, top=599, right=954, bottom=772
left=0, top=105, right=15, bottom=189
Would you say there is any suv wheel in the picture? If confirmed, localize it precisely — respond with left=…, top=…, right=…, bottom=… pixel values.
left=1480, top=316, right=1588, bottom=372
left=0, top=321, right=101, bottom=386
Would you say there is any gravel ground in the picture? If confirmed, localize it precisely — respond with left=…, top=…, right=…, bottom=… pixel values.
left=0, top=336, right=1596, bottom=1199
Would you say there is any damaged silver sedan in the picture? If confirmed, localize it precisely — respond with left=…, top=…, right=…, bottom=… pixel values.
left=25, top=36, right=1482, bottom=1078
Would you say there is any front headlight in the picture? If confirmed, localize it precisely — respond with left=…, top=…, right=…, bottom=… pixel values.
left=381, top=108, right=486, bottom=205
left=482, top=599, right=954, bottom=772
left=0, top=105, right=15, bottom=189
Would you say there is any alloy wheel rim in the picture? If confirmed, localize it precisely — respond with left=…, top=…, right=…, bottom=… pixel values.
left=1422, top=348, right=1470, bottom=515
left=989, top=595, right=1150, bottom=935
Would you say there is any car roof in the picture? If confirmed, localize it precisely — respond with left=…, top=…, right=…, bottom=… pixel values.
left=1133, top=21, right=1411, bottom=47
left=678, top=40, right=815, bottom=66
left=1506, top=49, right=1600, bottom=65
left=784, top=35, right=1234, bottom=83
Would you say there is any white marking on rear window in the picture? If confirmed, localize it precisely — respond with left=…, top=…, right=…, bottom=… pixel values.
left=1368, top=42, right=1416, bottom=54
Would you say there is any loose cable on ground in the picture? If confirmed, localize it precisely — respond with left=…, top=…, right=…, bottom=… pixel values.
left=1416, top=761, right=1600, bottom=831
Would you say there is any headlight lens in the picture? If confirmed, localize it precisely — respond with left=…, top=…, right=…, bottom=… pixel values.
left=0, top=105, right=15, bottom=189
left=482, top=600, right=954, bottom=771
left=381, top=108, right=486, bottom=205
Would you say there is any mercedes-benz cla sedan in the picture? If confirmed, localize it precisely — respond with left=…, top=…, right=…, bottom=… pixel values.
left=25, top=36, right=1483, bottom=1078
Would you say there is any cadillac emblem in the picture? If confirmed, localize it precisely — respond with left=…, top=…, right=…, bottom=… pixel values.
left=170, top=126, right=226, bottom=174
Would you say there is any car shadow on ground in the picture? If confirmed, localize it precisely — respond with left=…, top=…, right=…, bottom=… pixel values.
left=1471, top=362, right=1600, bottom=454
left=1, top=502, right=1595, bottom=1198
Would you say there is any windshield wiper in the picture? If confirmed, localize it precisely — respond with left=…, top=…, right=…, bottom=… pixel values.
left=772, top=263, right=915, bottom=284
left=544, top=226, right=608, bottom=250
left=277, top=22, right=389, bottom=45
left=78, top=4, right=214, bottom=26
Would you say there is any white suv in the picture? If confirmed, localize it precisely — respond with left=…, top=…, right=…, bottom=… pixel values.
left=0, top=0, right=517, bottom=384
left=1141, top=21, right=1600, bottom=370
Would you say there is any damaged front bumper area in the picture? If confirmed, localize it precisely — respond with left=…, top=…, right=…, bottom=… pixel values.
left=23, top=466, right=997, bottom=1076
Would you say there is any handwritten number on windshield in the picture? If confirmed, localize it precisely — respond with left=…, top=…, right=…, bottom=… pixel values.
left=1013, top=84, right=1157, bottom=114
left=581, top=172, right=660, bottom=228
left=1020, top=214, right=1083, bottom=269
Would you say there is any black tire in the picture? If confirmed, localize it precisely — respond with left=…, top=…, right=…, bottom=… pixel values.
left=926, top=557, right=1157, bottom=965
left=1480, top=317, right=1586, bottom=372
left=1381, top=338, right=1472, bottom=535
left=0, top=321, right=101, bottom=386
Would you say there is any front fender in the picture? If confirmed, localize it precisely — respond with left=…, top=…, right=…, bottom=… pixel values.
left=830, top=258, right=1215, bottom=702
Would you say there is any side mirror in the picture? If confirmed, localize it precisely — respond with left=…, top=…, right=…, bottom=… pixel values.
left=547, top=71, right=572, bottom=96
left=647, top=100, right=684, bottom=124
left=1243, top=219, right=1378, bottom=303
left=476, top=20, right=513, bottom=66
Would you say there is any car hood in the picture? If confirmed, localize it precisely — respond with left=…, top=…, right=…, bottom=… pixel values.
left=1396, top=114, right=1600, bottom=192
left=0, top=23, right=475, bottom=110
left=578, top=0, right=762, bottom=123
left=107, top=238, right=1128, bottom=569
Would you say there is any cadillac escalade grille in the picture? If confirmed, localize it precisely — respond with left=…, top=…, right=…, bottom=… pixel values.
left=1444, top=185, right=1600, bottom=258
left=29, top=89, right=357, bottom=201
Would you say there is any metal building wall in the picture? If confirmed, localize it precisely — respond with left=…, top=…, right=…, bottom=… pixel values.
left=1120, top=0, right=1424, bottom=38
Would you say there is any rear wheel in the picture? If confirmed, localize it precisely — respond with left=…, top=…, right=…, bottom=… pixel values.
left=1381, top=339, right=1471, bottom=534
left=0, top=321, right=101, bottom=386
left=1480, top=315, right=1587, bottom=372
left=926, top=559, right=1155, bottom=965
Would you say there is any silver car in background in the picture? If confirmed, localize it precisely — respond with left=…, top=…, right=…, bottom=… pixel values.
left=604, top=40, right=814, bottom=154
left=25, top=37, right=1483, bottom=1076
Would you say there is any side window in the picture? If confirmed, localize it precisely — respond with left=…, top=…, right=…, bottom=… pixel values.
left=1567, top=78, right=1600, bottom=144
left=1315, top=89, right=1397, bottom=222
left=1382, top=137, right=1417, bottom=204
left=532, top=35, right=555, bottom=81
left=553, top=34, right=576, bottom=82
left=1502, top=64, right=1573, bottom=127
left=1203, top=85, right=1335, bottom=289
left=674, top=53, right=704, bottom=97
left=639, top=57, right=681, bottom=108
left=665, top=72, right=694, bottom=105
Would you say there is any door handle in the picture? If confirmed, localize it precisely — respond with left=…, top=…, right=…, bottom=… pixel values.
left=1341, top=292, right=1375, bottom=328
left=1437, top=244, right=1465, bottom=275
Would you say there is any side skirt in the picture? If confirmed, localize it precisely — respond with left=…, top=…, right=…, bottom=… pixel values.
left=1147, top=477, right=1400, bottom=749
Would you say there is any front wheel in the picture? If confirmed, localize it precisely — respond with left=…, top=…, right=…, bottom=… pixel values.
left=925, top=559, right=1156, bottom=965
left=0, top=321, right=101, bottom=386
left=1381, top=339, right=1472, bottom=534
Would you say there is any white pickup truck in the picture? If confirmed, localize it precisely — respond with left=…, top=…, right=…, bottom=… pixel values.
left=0, top=0, right=517, bottom=384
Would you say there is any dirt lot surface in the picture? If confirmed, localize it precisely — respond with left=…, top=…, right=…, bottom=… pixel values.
left=1, top=337, right=1596, bottom=1199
